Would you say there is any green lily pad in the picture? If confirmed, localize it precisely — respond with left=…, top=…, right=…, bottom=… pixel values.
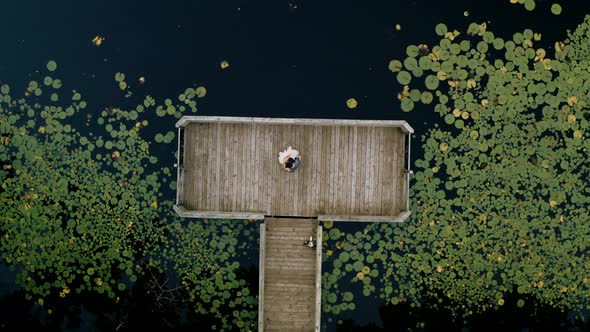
left=397, top=71, right=412, bottom=85
left=46, top=60, right=57, bottom=72
left=401, top=99, right=414, bottom=112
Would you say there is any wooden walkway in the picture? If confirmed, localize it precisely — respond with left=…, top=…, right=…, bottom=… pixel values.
left=259, top=218, right=322, bottom=331
left=174, top=116, right=413, bottom=222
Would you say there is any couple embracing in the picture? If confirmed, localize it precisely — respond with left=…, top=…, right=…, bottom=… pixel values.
left=278, top=146, right=302, bottom=173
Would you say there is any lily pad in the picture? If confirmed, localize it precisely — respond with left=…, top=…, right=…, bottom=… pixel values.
left=397, top=71, right=412, bottom=85
left=46, top=60, right=57, bottom=72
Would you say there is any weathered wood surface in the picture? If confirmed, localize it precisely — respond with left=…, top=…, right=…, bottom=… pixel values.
left=178, top=120, right=409, bottom=219
left=176, top=116, right=414, bottom=133
left=261, top=218, right=320, bottom=331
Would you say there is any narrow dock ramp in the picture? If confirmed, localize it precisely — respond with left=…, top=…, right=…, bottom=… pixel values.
left=259, top=218, right=322, bottom=331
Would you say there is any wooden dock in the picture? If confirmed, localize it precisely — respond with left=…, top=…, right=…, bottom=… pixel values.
left=174, top=116, right=413, bottom=222
left=172, top=116, right=414, bottom=331
left=259, top=218, right=322, bottom=331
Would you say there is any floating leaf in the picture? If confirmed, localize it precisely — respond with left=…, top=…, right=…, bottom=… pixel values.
left=435, top=23, right=448, bottom=36
left=406, top=45, right=419, bottom=57
left=46, top=60, right=57, bottom=72
left=346, top=98, right=358, bottom=109
left=420, top=91, right=433, bottom=104
left=51, top=79, right=62, bottom=89
left=114, top=72, right=125, bottom=82
left=196, top=86, right=207, bottom=98
left=425, top=75, right=439, bottom=90
left=401, top=99, right=414, bottom=112
left=397, top=71, right=412, bottom=85
left=388, top=60, right=403, bottom=73
left=550, top=3, right=561, bottom=15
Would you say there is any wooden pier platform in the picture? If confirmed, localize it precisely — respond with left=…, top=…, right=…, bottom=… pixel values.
left=174, top=116, right=413, bottom=222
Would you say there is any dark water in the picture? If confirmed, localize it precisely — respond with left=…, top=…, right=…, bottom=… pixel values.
left=2, top=0, right=590, bottom=330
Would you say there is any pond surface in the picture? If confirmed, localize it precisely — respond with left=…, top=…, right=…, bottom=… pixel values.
left=1, top=0, right=590, bottom=330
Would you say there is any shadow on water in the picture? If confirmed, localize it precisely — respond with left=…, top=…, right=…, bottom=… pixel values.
left=333, top=288, right=590, bottom=332
left=0, top=263, right=260, bottom=331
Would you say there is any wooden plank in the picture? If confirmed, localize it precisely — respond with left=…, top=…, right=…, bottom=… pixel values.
left=248, top=124, right=261, bottom=211
left=272, top=125, right=282, bottom=215
left=312, top=125, right=321, bottom=215
left=401, top=129, right=407, bottom=214
left=172, top=207, right=265, bottom=220
left=353, top=127, right=364, bottom=215
left=219, top=124, right=228, bottom=211
left=336, top=127, right=350, bottom=214
left=175, top=126, right=182, bottom=205
left=363, top=127, right=372, bottom=214
left=258, top=223, right=265, bottom=331
left=304, top=126, right=312, bottom=215
left=262, top=124, right=271, bottom=214
left=317, top=211, right=411, bottom=222
left=403, top=132, right=411, bottom=212
left=232, top=123, right=240, bottom=212
left=376, top=127, right=385, bottom=215
left=177, top=115, right=414, bottom=132
left=382, top=128, right=394, bottom=215
left=330, top=126, right=339, bottom=213
left=286, top=124, right=295, bottom=215
left=202, top=123, right=210, bottom=211
left=180, top=126, right=189, bottom=208
left=315, top=225, right=322, bottom=332
left=393, top=129, right=401, bottom=214
left=369, top=127, right=378, bottom=214
left=213, top=124, right=221, bottom=211
left=196, top=123, right=205, bottom=211
left=296, top=125, right=307, bottom=216
left=347, top=126, right=356, bottom=215
left=347, top=126, right=355, bottom=214
left=183, top=124, right=193, bottom=210
left=318, top=125, right=329, bottom=213
left=188, top=124, right=197, bottom=210
left=241, top=124, right=249, bottom=211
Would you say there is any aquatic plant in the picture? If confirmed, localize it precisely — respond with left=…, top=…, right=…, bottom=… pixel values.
left=154, top=218, right=258, bottom=330
left=0, top=65, right=165, bottom=306
left=0, top=61, right=257, bottom=329
left=322, top=10, right=589, bottom=327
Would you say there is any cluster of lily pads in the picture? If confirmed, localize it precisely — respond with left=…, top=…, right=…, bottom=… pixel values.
left=321, top=9, right=589, bottom=328
left=154, top=217, right=258, bottom=330
left=509, top=0, right=562, bottom=15
left=0, top=61, right=257, bottom=330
